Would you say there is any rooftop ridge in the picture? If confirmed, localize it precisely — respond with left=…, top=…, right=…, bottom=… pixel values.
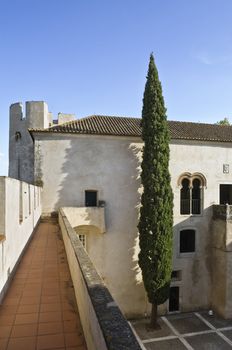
left=28, top=115, right=232, bottom=143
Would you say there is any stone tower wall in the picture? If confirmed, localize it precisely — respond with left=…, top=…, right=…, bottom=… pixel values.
left=8, top=101, right=49, bottom=183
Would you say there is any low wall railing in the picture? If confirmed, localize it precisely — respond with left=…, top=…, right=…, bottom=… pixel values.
left=0, top=177, right=41, bottom=302
left=59, top=208, right=142, bottom=350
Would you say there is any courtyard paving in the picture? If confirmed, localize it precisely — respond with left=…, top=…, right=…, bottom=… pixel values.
left=131, top=311, right=232, bottom=349
left=0, top=221, right=87, bottom=350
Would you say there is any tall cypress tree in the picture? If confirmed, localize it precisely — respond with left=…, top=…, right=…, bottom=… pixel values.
left=138, top=54, right=173, bottom=328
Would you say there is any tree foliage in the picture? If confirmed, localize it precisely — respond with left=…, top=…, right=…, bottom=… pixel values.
left=216, top=117, right=230, bottom=125
left=138, top=54, right=173, bottom=309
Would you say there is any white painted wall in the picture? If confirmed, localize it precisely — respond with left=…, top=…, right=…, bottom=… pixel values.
left=33, top=132, right=232, bottom=317
left=0, top=177, right=41, bottom=299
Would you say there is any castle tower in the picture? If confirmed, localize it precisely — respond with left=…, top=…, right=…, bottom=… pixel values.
left=8, top=101, right=50, bottom=183
left=8, top=101, right=75, bottom=184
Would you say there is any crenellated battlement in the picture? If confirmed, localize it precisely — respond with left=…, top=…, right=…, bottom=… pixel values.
left=10, top=101, right=75, bottom=129
left=9, top=101, right=76, bottom=184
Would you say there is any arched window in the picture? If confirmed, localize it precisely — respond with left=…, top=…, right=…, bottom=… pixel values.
left=192, top=178, right=201, bottom=214
left=179, top=173, right=206, bottom=215
left=180, top=178, right=190, bottom=214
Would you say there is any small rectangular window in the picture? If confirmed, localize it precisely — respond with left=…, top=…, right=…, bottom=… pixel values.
left=220, top=184, right=232, bottom=205
left=85, top=190, right=97, bottom=207
left=78, top=234, right=86, bottom=249
left=171, top=270, right=182, bottom=281
left=180, top=229, right=195, bottom=253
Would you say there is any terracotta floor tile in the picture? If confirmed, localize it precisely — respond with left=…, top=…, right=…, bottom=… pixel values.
left=66, top=347, right=87, bottom=350
left=22, top=290, right=41, bottom=298
left=0, top=305, right=18, bottom=315
left=61, top=301, right=75, bottom=311
left=10, top=281, right=25, bottom=288
left=0, top=325, right=12, bottom=338
left=0, top=315, right=15, bottom=326
left=4, top=297, right=21, bottom=306
left=20, top=296, right=40, bottom=305
left=38, top=321, right=63, bottom=335
left=0, top=222, right=86, bottom=347
left=0, top=338, right=8, bottom=350
left=26, top=278, right=43, bottom=284
left=62, top=310, right=77, bottom=321
left=37, top=333, right=65, bottom=350
left=40, top=303, right=61, bottom=313
left=11, top=324, right=37, bottom=337
left=7, top=336, right=36, bottom=350
left=41, top=295, right=61, bottom=304
left=14, top=313, right=39, bottom=325
left=6, top=290, right=22, bottom=299
left=39, top=311, right=62, bottom=323
left=65, top=332, right=85, bottom=347
left=17, top=304, right=40, bottom=314
left=63, top=320, right=80, bottom=333
left=41, top=288, right=60, bottom=296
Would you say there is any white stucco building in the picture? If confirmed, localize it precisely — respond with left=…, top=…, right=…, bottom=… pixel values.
left=8, top=101, right=232, bottom=319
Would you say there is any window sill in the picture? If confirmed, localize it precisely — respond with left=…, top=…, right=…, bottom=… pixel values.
left=178, top=252, right=196, bottom=258
left=179, top=214, right=203, bottom=218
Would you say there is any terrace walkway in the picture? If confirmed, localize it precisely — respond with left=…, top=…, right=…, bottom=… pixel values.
left=0, top=220, right=87, bottom=350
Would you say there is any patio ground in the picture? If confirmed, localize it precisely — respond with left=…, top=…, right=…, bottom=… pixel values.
left=0, top=220, right=87, bottom=350
left=131, top=311, right=232, bottom=349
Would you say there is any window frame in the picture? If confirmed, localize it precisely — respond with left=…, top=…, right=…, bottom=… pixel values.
left=179, top=172, right=206, bottom=216
left=85, top=190, right=98, bottom=207
left=178, top=228, right=197, bottom=257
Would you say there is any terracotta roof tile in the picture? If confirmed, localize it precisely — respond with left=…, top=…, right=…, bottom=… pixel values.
left=29, top=115, right=232, bottom=142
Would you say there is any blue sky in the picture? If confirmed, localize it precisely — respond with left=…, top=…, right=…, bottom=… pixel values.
left=1, top=0, right=232, bottom=174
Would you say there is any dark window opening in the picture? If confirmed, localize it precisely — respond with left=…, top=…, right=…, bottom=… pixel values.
left=192, top=179, right=201, bottom=214
left=85, top=190, right=97, bottom=207
left=169, top=287, right=179, bottom=312
left=220, top=185, right=232, bottom=205
left=180, top=177, right=202, bottom=215
left=15, top=131, right=21, bottom=141
left=171, top=270, right=181, bottom=280
left=180, top=178, right=190, bottom=214
left=180, top=229, right=195, bottom=253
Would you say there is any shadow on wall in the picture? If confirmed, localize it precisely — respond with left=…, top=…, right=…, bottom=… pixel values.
left=50, top=136, right=146, bottom=317
left=172, top=205, right=214, bottom=312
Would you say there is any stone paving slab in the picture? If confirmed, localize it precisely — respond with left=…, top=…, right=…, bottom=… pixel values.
left=145, top=338, right=187, bottom=350
left=222, top=330, right=232, bottom=341
left=132, top=313, right=232, bottom=349
left=166, top=312, right=210, bottom=334
left=186, top=332, right=232, bottom=349
left=132, top=318, right=174, bottom=340
left=199, top=311, right=232, bottom=329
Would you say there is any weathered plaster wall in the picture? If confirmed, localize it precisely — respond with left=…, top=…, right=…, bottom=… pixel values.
left=34, top=133, right=145, bottom=318
left=8, top=101, right=50, bottom=183
left=0, top=177, right=41, bottom=301
left=211, top=214, right=232, bottom=318
left=170, top=140, right=232, bottom=314
left=33, top=132, right=232, bottom=317
left=8, top=101, right=75, bottom=185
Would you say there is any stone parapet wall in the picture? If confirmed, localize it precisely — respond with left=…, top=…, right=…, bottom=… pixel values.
left=0, top=177, right=42, bottom=302
left=59, top=208, right=142, bottom=350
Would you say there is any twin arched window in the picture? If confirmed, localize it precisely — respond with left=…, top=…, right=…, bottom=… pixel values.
left=179, top=173, right=206, bottom=215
